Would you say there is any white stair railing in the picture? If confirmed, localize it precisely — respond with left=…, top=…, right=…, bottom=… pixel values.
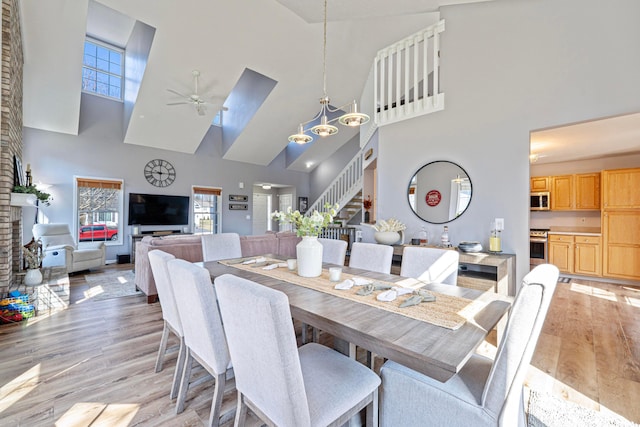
left=374, top=20, right=445, bottom=127
left=307, top=150, right=363, bottom=216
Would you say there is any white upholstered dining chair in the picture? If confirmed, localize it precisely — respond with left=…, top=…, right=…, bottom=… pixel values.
left=168, top=259, right=234, bottom=427
left=214, top=273, right=381, bottom=427
left=348, top=242, right=394, bottom=274
left=400, top=246, right=459, bottom=285
left=201, top=232, right=242, bottom=262
left=148, top=250, right=185, bottom=399
left=319, top=237, right=348, bottom=266
left=379, top=263, right=559, bottom=427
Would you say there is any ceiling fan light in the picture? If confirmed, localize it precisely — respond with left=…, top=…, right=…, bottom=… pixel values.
left=338, top=101, right=370, bottom=126
left=311, top=115, right=338, bottom=137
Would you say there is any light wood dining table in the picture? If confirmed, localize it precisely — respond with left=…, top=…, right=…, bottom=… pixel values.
left=203, top=257, right=512, bottom=383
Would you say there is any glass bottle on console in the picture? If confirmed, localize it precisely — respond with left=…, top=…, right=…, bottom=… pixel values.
left=440, top=226, right=450, bottom=247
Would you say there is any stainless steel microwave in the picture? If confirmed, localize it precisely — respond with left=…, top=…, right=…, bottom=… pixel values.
left=530, top=192, right=550, bottom=211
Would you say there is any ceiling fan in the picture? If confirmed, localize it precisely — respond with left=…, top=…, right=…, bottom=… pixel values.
left=166, top=70, right=227, bottom=116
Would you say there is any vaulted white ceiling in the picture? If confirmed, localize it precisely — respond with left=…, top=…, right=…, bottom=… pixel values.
left=20, top=0, right=493, bottom=171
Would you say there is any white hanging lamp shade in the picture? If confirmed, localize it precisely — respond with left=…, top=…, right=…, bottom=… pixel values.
left=310, top=115, right=339, bottom=137
left=338, top=101, right=370, bottom=126
left=288, top=124, right=313, bottom=144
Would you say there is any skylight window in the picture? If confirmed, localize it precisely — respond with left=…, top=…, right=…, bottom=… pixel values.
left=82, top=38, right=123, bottom=100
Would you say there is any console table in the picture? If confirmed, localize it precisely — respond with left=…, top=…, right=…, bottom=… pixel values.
left=391, top=245, right=516, bottom=296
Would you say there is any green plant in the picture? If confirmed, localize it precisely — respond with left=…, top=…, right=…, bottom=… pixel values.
left=271, top=203, right=339, bottom=237
left=12, top=185, right=52, bottom=206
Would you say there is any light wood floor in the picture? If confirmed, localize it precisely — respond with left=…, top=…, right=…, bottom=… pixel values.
left=1, top=264, right=638, bottom=426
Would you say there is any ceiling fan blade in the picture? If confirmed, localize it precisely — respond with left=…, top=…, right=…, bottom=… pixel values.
left=166, top=101, right=191, bottom=106
left=166, top=88, right=190, bottom=98
left=196, top=105, right=206, bottom=116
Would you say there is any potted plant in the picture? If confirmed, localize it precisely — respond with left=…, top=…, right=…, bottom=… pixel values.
left=22, top=238, right=45, bottom=285
left=12, top=184, right=52, bottom=206
left=373, top=218, right=407, bottom=245
left=271, top=203, right=339, bottom=277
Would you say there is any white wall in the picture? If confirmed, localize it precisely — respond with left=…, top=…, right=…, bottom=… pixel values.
left=23, top=94, right=310, bottom=261
left=374, top=0, right=640, bottom=290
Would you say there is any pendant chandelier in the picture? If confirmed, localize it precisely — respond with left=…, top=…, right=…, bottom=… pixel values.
left=288, top=0, right=369, bottom=145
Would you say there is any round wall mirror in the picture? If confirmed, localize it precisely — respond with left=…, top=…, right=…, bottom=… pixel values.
left=407, top=161, right=473, bottom=224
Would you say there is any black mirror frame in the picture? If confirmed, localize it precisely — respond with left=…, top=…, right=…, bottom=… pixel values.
left=407, top=160, right=473, bottom=224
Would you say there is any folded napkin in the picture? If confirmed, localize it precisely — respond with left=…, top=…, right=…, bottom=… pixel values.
left=262, top=262, right=287, bottom=270
left=242, top=257, right=266, bottom=265
left=376, top=286, right=414, bottom=302
left=335, top=279, right=354, bottom=290
left=351, top=277, right=372, bottom=286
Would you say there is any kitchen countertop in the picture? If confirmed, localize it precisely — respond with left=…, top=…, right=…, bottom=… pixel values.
left=548, top=226, right=601, bottom=236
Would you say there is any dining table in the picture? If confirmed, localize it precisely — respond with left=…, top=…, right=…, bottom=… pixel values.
left=203, top=255, right=512, bottom=383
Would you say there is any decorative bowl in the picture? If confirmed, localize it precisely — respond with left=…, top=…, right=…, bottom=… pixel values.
left=374, top=231, right=401, bottom=245
left=458, top=241, right=483, bottom=253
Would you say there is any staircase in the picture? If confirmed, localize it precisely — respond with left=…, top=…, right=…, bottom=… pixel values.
left=307, top=150, right=364, bottom=224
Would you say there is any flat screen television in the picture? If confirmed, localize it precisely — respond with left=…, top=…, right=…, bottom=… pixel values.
left=128, top=193, right=190, bottom=226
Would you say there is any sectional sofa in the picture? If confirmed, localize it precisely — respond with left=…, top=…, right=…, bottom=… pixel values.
left=134, top=232, right=301, bottom=303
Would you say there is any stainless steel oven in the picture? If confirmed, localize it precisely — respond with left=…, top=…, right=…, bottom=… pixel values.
left=530, top=229, right=548, bottom=265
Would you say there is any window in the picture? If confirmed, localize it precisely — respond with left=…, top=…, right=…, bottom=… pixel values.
left=193, top=186, right=222, bottom=234
left=82, top=38, right=123, bottom=100
left=75, top=177, right=124, bottom=246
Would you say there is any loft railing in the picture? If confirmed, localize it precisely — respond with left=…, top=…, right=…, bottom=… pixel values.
left=307, top=149, right=363, bottom=216
left=374, top=20, right=445, bottom=127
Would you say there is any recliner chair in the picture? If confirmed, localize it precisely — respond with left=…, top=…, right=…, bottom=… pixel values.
left=33, top=223, right=106, bottom=273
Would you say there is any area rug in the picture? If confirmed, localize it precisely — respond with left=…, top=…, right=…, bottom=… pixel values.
left=83, top=270, right=142, bottom=301
left=527, top=389, right=638, bottom=427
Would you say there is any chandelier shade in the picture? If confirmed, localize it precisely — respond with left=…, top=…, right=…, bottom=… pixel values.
left=288, top=0, right=369, bottom=145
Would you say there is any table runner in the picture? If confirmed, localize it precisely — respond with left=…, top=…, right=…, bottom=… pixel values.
left=220, top=258, right=486, bottom=330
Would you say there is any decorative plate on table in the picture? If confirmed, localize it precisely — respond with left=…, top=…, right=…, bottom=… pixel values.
left=458, top=241, right=483, bottom=253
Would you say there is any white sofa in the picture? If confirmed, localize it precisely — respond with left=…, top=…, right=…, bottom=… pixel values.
left=32, top=223, right=106, bottom=273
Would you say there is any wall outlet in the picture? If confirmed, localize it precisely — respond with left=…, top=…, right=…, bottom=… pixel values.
left=495, top=218, right=505, bottom=231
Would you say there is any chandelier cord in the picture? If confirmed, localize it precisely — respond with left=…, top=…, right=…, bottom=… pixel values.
left=322, top=0, right=328, bottom=99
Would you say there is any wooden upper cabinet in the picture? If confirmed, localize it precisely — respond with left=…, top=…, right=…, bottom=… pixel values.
left=530, top=176, right=550, bottom=192
left=551, top=175, right=574, bottom=210
left=602, top=168, right=640, bottom=209
left=575, top=173, right=600, bottom=210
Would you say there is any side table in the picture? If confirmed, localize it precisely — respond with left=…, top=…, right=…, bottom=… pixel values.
left=26, top=267, right=70, bottom=314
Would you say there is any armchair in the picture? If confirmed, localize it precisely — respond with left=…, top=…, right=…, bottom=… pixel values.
left=32, top=224, right=106, bottom=273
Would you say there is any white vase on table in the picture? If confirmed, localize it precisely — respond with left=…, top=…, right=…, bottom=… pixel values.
left=24, top=268, right=43, bottom=286
left=296, top=236, right=323, bottom=278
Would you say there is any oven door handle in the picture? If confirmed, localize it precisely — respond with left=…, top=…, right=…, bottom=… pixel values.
left=530, top=237, right=548, bottom=243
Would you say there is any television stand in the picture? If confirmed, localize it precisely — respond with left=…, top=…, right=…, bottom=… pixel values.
left=131, top=229, right=189, bottom=263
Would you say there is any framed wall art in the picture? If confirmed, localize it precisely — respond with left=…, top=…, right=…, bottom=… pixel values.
left=229, top=203, right=248, bottom=210
left=229, top=194, right=248, bottom=202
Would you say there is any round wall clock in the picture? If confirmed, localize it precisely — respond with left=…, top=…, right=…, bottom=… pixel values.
left=144, top=159, right=176, bottom=187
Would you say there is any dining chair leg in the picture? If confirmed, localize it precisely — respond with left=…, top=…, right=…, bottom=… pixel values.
left=176, top=349, right=194, bottom=414
left=233, top=391, right=248, bottom=427
left=208, top=372, right=227, bottom=427
left=170, top=337, right=186, bottom=400
left=366, top=388, right=378, bottom=427
left=301, top=322, right=309, bottom=344
left=155, top=320, right=170, bottom=372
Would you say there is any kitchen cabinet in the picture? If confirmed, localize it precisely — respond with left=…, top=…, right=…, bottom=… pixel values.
left=602, top=168, right=640, bottom=209
left=548, top=234, right=574, bottom=273
left=530, top=176, right=550, bottom=192
left=602, top=168, right=640, bottom=280
left=575, top=173, right=600, bottom=210
left=574, top=235, right=601, bottom=276
left=546, top=173, right=600, bottom=211
left=549, top=233, right=601, bottom=276
left=551, top=175, right=574, bottom=211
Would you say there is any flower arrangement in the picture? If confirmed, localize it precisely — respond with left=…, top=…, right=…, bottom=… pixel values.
left=272, top=203, right=339, bottom=237
left=13, top=185, right=52, bottom=206
left=22, top=238, right=45, bottom=270
left=373, top=218, right=406, bottom=233
left=363, top=195, right=372, bottom=211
